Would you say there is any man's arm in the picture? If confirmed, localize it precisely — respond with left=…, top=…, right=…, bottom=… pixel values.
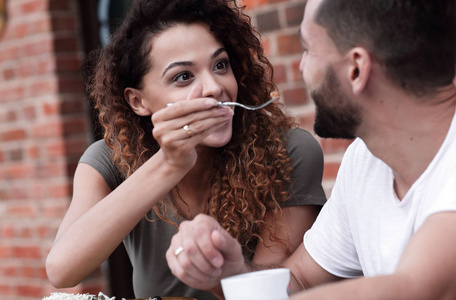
left=289, top=211, right=456, bottom=299
left=284, top=241, right=342, bottom=293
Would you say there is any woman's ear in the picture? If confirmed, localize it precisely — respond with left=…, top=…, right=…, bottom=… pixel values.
left=124, top=88, right=152, bottom=116
left=346, top=47, right=371, bottom=95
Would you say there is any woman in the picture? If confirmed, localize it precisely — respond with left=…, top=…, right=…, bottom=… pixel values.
left=45, top=0, right=326, bottom=299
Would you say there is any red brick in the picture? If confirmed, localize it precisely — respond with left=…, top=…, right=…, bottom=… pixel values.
left=37, top=266, right=49, bottom=279
left=31, top=16, right=52, bottom=34
left=19, top=57, right=55, bottom=77
left=65, top=139, right=88, bottom=155
left=27, top=145, right=40, bottom=159
left=4, top=164, right=34, bottom=180
left=43, top=202, right=70, bottom=218
left=295, top=112, right=316, bottom=133
left=0, top=85, right=25, bottom=103
left=272, top=63, right=287, bottom=84
left=10, top=186, right=29, bottom=200
left=61, top=99, right=85, bottom=115
left=52, top=15, right=77, bottom=32
left=4, top=266, right=17, bottom=276
left=54, top=36, right=79, bottom=52
left=3, top=68, right=15, bottom=80
left=43, top=101, right=60, bottom=116
left=46, top=140, right=66, bottom=156
left=48, top=182, right=71, bottom=198
left=21, top=266, right=35, bottom=278
left=0, top=45, right=21, bottom=62
left=21, top=0, right=47, bottom=14
left=0, top=284, right=12, bottom=295
left=277, top=33, right=303, bottom=55
left=39, top=161, right=67, bottom=177
left=29, top=79, right=58, bottom=96
left=261, top=38, right=271, bottom=57
left=0, top=246, right=11, bottom=258
left=37, top=58, right=57, bottom=74
left=13, top=246, right=41, bottom=259
left=56, top=55, right=82, bottom=72
left=2, top=129, right=27, bottom=141
left=36, top=225, right=52, bottom=238
left=13, top=23, right=29, bottom=38
left=291, top=59, right=303, bottom=82
left=23, top=105, right=37, bottom=119
left=285, top=2, right=306, bottom=26
left=24, top=38, right=54, bottom=56
left=1, top=226, right=15, bottom=238
left=323, top=161, right=341, bottom=180
left=63, top=118, right=88, bottom=135
left=31, top=121, right=64, bottom=138
left=20, top=227, right=33, bottom=238
left=9, top=149, right=23, bottom=161
left=8, top=204, right=37, bottom=218
left=48, top=0, right=70, bottom=11
left=4, top=110, right=18, bottom=122
left=17, top=284, right=43, bottom=297
left=320, top=138, right=353, bottom=154
left=30, top=183, right=46, bottom=199
left=58, top=77, right=84, bottom=93
left=282, top=86, right=308, bottom=106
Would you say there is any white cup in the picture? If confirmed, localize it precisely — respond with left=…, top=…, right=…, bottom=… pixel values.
left=221, top=268, right=291, bottom=300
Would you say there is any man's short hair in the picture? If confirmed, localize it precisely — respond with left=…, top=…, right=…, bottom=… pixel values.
left=315, top=0, right=456, bottom=96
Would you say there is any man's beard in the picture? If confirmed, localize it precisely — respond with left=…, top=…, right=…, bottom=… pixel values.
left=310, top=67, right=361, bottom=139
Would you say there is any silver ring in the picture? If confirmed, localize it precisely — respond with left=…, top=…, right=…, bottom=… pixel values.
left=175, top=246, right=184, bottom=257
left=183, top=125, right=195, bottom=137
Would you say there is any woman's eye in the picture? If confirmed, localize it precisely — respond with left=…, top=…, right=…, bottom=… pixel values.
left=173, top=71, right=194, bottom=82
left=214, top=59, right=229, bottom=71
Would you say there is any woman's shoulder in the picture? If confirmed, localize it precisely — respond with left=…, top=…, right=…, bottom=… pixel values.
left=285, top=127, right=322, bottom=157
left=81, top=139, right=112, bottom=158
left=79, top=140, right=123, bottom=190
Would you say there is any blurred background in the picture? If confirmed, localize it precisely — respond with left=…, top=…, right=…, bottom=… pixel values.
left=0, top=0, right=350, bottom=299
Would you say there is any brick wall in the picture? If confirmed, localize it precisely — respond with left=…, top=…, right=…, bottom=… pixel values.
left=0, top=0, right=106, bottom=299
left=0, top=0, right=348, bottom=299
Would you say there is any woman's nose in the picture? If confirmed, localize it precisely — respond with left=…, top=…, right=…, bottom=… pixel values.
left=201, top=74, right=223, bottom=99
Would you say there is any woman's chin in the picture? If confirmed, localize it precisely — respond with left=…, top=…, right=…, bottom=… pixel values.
left=201, top=131, right=233, bottom=148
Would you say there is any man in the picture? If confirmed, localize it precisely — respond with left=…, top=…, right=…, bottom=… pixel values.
left=166, top=0, right=456, bottom=298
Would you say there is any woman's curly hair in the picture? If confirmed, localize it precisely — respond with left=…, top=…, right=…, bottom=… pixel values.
left=87, top=0, right=297, bottom=257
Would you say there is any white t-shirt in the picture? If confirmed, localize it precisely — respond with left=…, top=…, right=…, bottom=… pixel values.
left=305, top=110, right=456, bottom=278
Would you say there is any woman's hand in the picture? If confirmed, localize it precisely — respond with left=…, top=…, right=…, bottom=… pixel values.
left=166, top=214, right=247, bottom=292
left=152, top=84, right=233, bottom=170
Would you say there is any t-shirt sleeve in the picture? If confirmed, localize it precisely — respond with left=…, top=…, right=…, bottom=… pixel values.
left=78, top=140, right=124, bottom=191
left=427, top=169, right=456, bottom=216
left=304, top=139, right=363, bottom=278
left=282, top=128, right=327, bottom=207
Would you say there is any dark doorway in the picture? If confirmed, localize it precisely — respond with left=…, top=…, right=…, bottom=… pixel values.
left=78, top=1, right=135, bottom=298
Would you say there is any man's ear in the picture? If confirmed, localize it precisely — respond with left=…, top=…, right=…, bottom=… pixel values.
left=124, top=87, right=152, bottom=116
left=346, top=47, right=371, bottom=95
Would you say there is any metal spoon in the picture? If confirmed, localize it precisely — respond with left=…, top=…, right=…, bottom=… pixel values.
left=166, top=92, right=280, bottom=111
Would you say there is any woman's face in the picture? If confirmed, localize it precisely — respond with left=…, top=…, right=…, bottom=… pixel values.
left=138, top=22, right=238, bottom=148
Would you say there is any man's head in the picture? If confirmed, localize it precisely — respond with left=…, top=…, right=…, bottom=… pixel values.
left=314, top=0, right=456, bottom=95
left=300, top=0, right=456, bottom=139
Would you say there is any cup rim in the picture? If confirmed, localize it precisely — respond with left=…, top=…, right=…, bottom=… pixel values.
left=221, top=267, right=290, bottom=283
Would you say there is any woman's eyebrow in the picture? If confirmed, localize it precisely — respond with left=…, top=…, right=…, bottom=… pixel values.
left=162, top=48, right=227, bottom=77
left=211, top=47, right=227, bottom=59
left=162, top=61, right=193, bottom=77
